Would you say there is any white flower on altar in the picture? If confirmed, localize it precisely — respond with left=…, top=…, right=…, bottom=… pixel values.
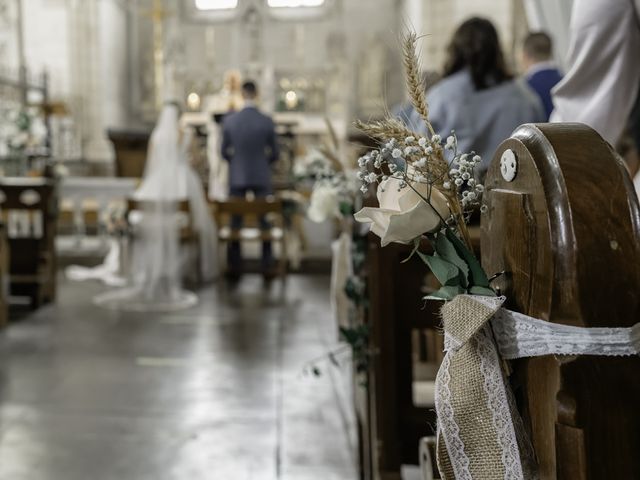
left=354, top=177, right=450, bottom=246
left=54, top=162, right=70, bottom=177
left=308, top=183, right=341, bottom=223
left=0, top=122, right=19, bottom=139
left=30, top=117, right=48, bottom=145
left=9, top=131, right=29, bottom=150
left=294, top=148, right=325, bottom=177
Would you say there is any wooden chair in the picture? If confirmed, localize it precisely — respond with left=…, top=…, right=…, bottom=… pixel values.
left=0, top=178, right=57, bottom=307
left=482, top=123, right=640, bottom=479
left=125, top=198, right=202, bottom=283
left=212, top=198, right=287, bottom=279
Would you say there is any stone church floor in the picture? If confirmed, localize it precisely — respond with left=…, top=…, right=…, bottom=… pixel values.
left=0, top=274, right=358, bottom=480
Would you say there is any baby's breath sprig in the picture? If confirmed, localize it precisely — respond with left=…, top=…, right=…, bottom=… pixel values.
left=356, top=132, right=485, bottom=239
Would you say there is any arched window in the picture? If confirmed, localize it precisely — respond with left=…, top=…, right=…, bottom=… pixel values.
left=267, top=0, right=325, bottom=6
left=265, top=0, right=329, bottom=19
left=195, top=0, right=238, bottom=10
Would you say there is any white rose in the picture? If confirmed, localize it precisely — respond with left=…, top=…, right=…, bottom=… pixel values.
left=30, top=118, right=47, bottom=144
left=54, top=163, right=70, bottom=177
left=9, top=131, right=28, bottom=149
left=354, top=177, right=449, bottom=246
left=308, top=184, right=341, bottom=223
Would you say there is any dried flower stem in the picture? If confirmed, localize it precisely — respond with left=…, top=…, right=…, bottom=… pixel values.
left=448, top=200, right=473, bottom=249
left=324, top=117, right=340, bottom=153
left=317, top=145, right=344, bottom=173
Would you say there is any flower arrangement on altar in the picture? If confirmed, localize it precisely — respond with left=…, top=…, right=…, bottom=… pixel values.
left=295, top=119, right=361, bottom=227
left=354, top=32, right=494, bottom=301
left=0, top=107, right=47, bottom=155
left=298, top=120, right=373, bottom=381
left=0, top=106, right=48, bottom=175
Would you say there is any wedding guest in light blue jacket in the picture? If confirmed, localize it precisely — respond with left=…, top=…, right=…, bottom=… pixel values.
left=413, top=18, right=544, bottom=179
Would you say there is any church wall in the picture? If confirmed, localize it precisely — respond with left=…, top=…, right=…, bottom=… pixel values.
left=8, top=0, right=539, bottom=165
left=22, top=0, right=71, bottom=98
left=143, top=0, right=405, bottom=122
left=0, top=0, right=21, bottom=78
left=15, top=0, right=128, bottom=164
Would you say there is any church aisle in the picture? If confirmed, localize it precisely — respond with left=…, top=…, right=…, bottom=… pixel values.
left=0, top=275, right=357, bottom=480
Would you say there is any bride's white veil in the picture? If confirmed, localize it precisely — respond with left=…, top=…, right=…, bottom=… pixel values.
left=94, top=103, right=198, bottom=311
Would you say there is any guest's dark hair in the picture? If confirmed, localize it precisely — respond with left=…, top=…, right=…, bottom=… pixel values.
left=443, top=17, right=512, bottom=90
left=523, top=32, right=553, bottom=61
left=241, top=80, right=258, bottom=98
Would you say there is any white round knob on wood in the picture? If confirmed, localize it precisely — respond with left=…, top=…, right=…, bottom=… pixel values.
left=500, top=149, right=517, bottom=182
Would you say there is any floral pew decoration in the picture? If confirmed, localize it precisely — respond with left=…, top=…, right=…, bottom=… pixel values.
left=354, top=32, right=490, bottom=301
left=297, top=120, right=371, bottom=379
left=353, top=33, right=640, bottom=480
left=0, top=106, right=48, bottom=176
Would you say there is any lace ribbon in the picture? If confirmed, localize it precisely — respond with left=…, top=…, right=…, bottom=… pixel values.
left=492, top=308, right=640, bottom=359
left=435, top=295, right=640, bottom=480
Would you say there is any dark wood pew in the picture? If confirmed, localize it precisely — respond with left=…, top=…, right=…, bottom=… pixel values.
left=358, top=229, right=480, bottom=480
left=359, top=239, right=439, bottom=480
left=0, top=222, right=8, bottom=325
left=0, top=178, right=57, bottom=308
left=482, top=123, right=640, bottom=479
left=352, top=125, right=468, bottom=480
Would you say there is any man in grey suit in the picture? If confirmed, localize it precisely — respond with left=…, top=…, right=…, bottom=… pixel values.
left=221, top=80, right=279, bottom=279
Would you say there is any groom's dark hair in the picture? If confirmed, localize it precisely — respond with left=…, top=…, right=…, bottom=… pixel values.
left=241, top=80, right=258, bottom=99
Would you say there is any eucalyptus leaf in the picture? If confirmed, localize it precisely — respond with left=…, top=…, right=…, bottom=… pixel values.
left=445, top=229, right=492, bottom=289
left=416, top=251, right=461, bottom=286
left=339, top=201, right=352, bottom=217
left=435, top=232, right=470, bottom=288
left=469, top=286, right=497, bottom=296
left=339, top=326, right=357, bottom=344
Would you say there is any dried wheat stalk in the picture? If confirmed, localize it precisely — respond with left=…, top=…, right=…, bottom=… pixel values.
left=354, top=118, right=415, bottom=141
left=402, top=33, right=435, bottom=137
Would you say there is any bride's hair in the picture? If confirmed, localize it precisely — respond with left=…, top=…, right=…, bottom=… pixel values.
left=163, top=100, right=183, bottom=115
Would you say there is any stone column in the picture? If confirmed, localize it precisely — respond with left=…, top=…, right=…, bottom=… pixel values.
left=69, top=0, right=129, bottom=167
left=98, top=0, right=129, bottom=129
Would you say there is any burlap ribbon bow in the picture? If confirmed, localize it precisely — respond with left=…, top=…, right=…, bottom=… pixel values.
left=435, top=295, right=640, bottom=479
left=435, top=295, right=535, bottom=480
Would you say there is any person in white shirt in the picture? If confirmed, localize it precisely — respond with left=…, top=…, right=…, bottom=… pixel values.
left=550, top=0, right=640, bottom=146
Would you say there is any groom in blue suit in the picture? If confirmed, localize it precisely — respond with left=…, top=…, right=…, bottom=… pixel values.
left=522, top=32, right=563, bottom=121
left=221, top=80, right=280, bottom=278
